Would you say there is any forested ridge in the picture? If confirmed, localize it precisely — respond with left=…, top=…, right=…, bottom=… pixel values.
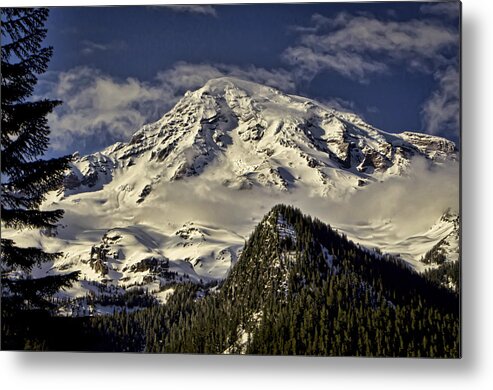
left=4, top=205, right=460, bottom=357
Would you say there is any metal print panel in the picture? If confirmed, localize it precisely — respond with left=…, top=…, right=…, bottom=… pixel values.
left=1, top=2, right=461, bottom=356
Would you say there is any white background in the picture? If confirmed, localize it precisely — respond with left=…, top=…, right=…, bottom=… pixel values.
left=1, top=1, right=492, bottom=389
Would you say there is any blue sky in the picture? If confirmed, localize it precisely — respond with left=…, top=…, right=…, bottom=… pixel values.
left=37, top=2, right=460, bottom=156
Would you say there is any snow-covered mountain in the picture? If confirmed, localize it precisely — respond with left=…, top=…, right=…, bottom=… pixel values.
left=62, top=77, right=457, bottom=199
left=4, top=77, right=459, bottom=305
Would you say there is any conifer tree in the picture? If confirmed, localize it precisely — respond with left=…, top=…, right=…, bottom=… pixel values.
left=1, top=8, right=79, bottom=317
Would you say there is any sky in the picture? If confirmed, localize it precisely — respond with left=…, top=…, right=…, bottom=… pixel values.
left=35, top=2, right=461, bottom=156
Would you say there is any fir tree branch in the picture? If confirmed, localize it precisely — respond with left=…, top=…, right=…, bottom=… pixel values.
left=1, top=238, right=62, bottom=272
left=1, top=207, right=65, bottom=230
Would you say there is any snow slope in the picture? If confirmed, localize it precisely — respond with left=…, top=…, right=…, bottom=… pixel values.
left=338, top=209, right=460, bottom=272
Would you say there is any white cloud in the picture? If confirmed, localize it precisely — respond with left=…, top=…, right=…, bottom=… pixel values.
left=166, top=5, right=217, bottom=17
left=81, top=40, right=107, bottom=55
left=80, top=40, right=127, bottom=56
left=283, top=45, right=387, bottom=82
left=320, top=96, right=357, bottom=113
left=45, top=67, right=176, bottom=153
left=421, top=66, right=460, bottom=137
left=420, top=2, right=460, bottom=20
left=283, top=12, right=458, bottom=82
left=157, top=62, right=296, bottom=93
left=156, top=63, right=224, bottom=92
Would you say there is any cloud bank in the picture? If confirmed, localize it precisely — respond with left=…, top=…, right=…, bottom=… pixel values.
left=130, top=157, right=459, bottom=243
left=283, top=12, right=458, bottom=81
left=421, top=66, right=460, bottom=137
